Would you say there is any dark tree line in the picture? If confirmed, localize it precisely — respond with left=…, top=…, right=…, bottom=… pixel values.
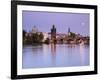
left=23, top=30, right=44, bottom=44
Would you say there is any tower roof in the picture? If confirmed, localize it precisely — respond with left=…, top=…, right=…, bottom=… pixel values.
left=68, top=27, right=70, bottom=33
left=32, top=26, right=38, bottom=33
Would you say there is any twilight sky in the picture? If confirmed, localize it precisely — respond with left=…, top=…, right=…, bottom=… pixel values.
left=22, top=11, right=90, bottom=36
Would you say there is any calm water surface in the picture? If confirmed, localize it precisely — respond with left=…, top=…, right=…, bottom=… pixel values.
left=22, top=44, right=90, bottom=69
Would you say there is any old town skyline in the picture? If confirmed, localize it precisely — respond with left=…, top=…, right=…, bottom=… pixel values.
left=22, top=11, right=90, bottom=36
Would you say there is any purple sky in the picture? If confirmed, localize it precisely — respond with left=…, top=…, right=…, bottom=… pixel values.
left=22, top=11, right=90, bottom=36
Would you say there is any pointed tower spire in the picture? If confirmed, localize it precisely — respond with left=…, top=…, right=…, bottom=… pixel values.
left=68, top=27, right=71, bottom=36
left=68, top=27, right=70, bottom=33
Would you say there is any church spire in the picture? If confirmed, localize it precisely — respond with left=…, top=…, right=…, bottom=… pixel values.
left=68, top=27, right=70, bottom=33
left=68, top=27, right=71, bottom=36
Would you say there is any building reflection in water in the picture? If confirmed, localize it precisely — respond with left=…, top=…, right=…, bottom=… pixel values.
left=79, top=44, right=85, bottom=65
left=51, top=43, right=56, bottom=64
left=67, top=44, right=75, bottom=65
left=23, top=43, right=89, bottom=68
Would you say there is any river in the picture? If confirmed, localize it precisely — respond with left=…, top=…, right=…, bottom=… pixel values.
left=22, top=44, right=89, bottom=69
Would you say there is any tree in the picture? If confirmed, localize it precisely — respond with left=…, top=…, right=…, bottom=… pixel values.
left=39, top=32, right=44, bottom=42
left=32, top=33, right=38, bottom=43
left=32, top=32, right=44, bottom=43
left=23, top=30, right=26, bottom=39
left=25, top=35, right=33, bottom=44
left=70, top=32, right=76, bottom=38
left=44, top=38, right=50, bottom=44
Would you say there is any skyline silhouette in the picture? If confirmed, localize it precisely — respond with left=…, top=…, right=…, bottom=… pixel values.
left=22, top=11, right=90, bottom=36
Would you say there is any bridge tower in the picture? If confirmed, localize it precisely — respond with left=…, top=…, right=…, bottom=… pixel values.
left=51, top=25, right=56, bottom=42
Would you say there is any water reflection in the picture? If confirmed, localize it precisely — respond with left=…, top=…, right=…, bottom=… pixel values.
left=51, top=44, right=56, bottom=54
left=23, top=44, right=89, bottom=68
left=80, top=44, right=85, bottom=65
left=79, top=44, right=90, bottom=66
left=51, top=44, right=56, bottom=64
